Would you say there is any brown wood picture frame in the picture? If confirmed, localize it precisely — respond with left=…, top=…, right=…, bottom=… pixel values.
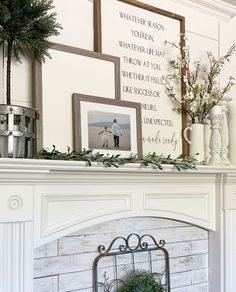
left=33, top=42, right=121, bottom=151
left=94, top=0, right=187, bottom=155
left=72, top=93, right=143, bottom=158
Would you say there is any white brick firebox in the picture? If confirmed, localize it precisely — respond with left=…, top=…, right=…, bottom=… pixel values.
left=0, top=159, right=236, bottom=292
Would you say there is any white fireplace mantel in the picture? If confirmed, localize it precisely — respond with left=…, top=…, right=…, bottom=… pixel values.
left=1, top=159, right=236, bottom=292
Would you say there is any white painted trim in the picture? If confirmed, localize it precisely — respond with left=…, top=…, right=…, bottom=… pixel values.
left=0, top=159, right=235, bottom=291
left=224, top=210, right=234, bottom=291
left=41, top=192, right=132, bottom=237
left=0, top=222, right=33, bottom=292
left=0, top=158, right=235, bottom=176
left=144, top=192, right=213, bottom=222
left=172, top=0, right=236, bottom=21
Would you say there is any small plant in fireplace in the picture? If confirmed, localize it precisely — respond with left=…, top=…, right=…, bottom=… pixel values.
left=100, top=270, right=166, bottom=292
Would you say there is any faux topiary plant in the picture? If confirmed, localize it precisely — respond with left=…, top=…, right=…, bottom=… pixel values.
left=0, top=0, right=62, bottom=105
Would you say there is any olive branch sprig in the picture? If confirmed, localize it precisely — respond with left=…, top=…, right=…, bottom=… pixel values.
left=35, top=145, right=197, bottom=171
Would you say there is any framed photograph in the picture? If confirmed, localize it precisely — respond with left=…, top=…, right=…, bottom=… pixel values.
left=94, top=0, right=187, bottom=156
left=34, top=42, right=121, bottom=151
left=72, top=94, right=142, bottom=157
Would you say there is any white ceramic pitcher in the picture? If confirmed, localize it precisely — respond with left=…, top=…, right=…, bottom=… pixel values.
left=183, top=123, right=205, bottom=162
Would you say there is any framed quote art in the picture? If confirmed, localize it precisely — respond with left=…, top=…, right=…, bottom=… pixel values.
left=94, top=0, right=187, bottom=156
left=72, top=93, right=142, bottom=158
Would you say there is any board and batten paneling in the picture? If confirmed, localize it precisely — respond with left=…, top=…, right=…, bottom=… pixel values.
left=50, top=0, right=94, bottom=49
left=142, top=0, right=219, bottom=39
left=34, top=217, right=209, bottom=292
left=0, top=49, right=33, bottom=108
left=219, top=17, right=236, bottom=166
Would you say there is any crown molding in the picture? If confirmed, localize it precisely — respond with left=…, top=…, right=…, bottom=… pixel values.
left=172, top=0, right=236, bottom=21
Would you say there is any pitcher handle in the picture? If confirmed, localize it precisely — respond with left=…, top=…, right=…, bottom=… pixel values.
left=183, top=127, right=192, bottom=145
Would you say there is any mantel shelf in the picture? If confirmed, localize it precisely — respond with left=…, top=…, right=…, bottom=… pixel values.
left=0, top=158, right=235, bottom=181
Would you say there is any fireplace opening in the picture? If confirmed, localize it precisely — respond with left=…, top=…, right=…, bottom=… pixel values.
left=34, top=217, right=209, bottom=292
left=93, top=233, right=170, bottom=291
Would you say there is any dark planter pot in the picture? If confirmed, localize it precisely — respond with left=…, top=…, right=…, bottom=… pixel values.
left=0, top=104, right=37, bottom=158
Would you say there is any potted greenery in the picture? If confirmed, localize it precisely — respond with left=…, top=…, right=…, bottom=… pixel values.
left=100, top=270, right=166, bottom=292
left=120, top=271, right=166, bottom=292
left=0, top=0, right=61, bottom=157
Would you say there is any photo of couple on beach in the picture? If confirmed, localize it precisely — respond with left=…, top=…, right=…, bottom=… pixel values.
left=87, top=110, right=131, bottom=151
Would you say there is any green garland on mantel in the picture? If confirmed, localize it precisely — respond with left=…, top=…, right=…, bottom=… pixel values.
left=36, top=146, right=197, bottom=171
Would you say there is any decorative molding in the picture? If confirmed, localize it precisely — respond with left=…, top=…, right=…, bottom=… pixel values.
left=0, top=185, right=33, bottom=222
left=224, top=210, right=236, bottom=291
left=0, top=158, right=235, bottom=180
left=173, top=0, right=236, bottom=21
left=224, top=185, right=236, bottom=209
left=144, top=192, right=211, bottom=222
left=0, top=158, right=234, bottom=171
left=0, top=222, right=33, bottom=292
left=32, top=170, right=217, bottom=246
left=7, top=195, right=23, bottom=210
left=232, top=191, right=236, bottom=200
left=40, top=192, right=132, bottom=237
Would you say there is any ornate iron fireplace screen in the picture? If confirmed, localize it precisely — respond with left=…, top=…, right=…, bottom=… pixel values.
left=93, top=233, right=170, bottom=292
